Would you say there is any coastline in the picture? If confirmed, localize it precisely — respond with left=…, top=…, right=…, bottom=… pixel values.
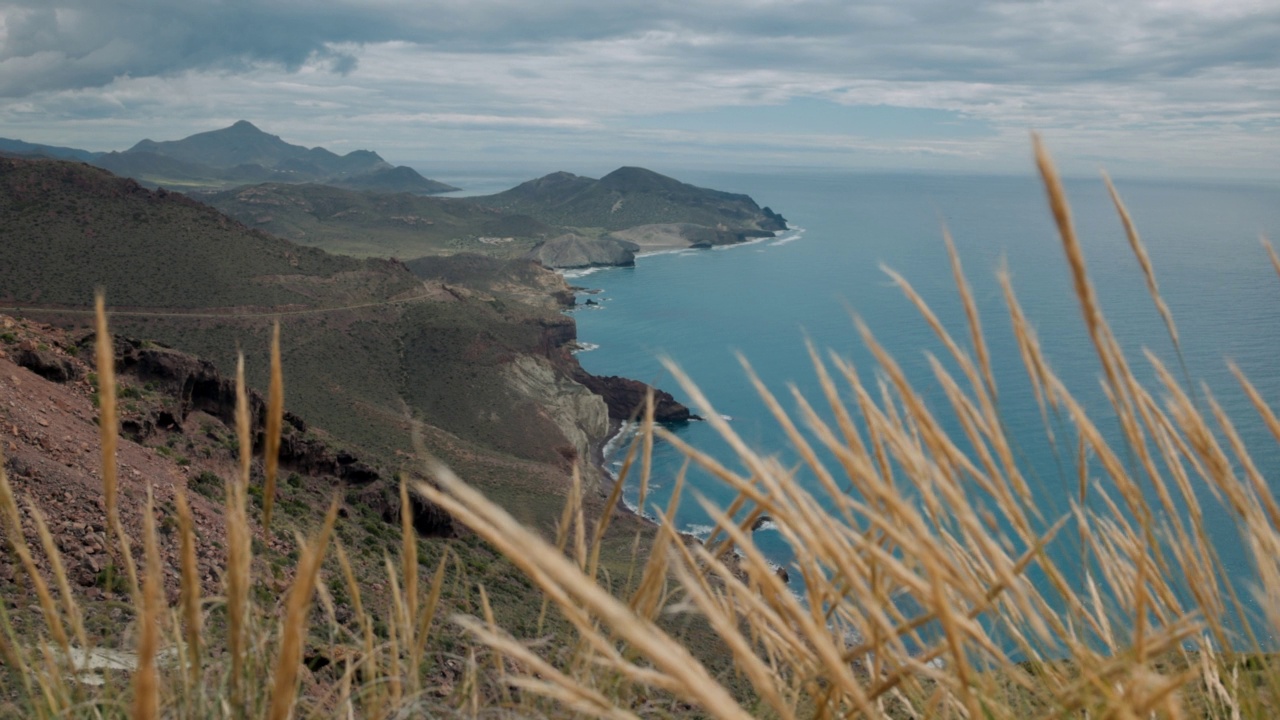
left=563, top=230, right=762, bottom=521
left=559, top=220, right=804, bottom=539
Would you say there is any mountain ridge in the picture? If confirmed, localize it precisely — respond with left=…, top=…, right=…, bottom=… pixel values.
left=0, top=121, right=458, bottom=195
left=471, top=165, right=787, bottom=234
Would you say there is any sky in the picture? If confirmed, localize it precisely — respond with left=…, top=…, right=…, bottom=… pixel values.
left=1, top=1, right=1278, bottom=180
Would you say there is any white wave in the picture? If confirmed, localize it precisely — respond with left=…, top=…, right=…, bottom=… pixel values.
left=602, top=421, right=640, bottom=462
left=720, top=414, right=733, bottom=421
left=685, top=523, right=716, bottom=539
left=753, top=519, right=779, bottom=533
left=559, top=267, right=605, bottom=279
left=712, top=234, right=773, bottom=251
left=768, top=226, right=806, bottom=246
left=571, top=342, right=599, bottom=354
left=636, top=247, right=696, bottom=259
left=619, top=494, right=665, bottom=524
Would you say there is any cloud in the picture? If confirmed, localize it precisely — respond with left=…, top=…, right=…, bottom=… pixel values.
left=0, top=1, right=1276, bottom=177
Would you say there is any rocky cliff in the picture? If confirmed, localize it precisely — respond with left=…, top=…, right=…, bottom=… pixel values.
left=524, top=234, right=640, bottom=269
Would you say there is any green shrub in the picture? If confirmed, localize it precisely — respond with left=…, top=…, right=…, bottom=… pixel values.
left=188, top=470, right=223, bottom=500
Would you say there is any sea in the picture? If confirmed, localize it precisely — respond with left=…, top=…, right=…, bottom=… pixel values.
left=437, top=165, right=1280, bottom=637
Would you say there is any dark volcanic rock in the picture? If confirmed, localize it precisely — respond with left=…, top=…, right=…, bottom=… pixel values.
left=15, top=344, right=82, bottom=383
left=77, top=331, right=452, bottom=525
left=354, top=484, right=454, bottom=538
left=571, top=370, right=699, bottom=423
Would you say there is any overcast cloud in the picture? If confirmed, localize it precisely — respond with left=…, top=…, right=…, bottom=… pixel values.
left=1, top=0, right=1277, bottom=178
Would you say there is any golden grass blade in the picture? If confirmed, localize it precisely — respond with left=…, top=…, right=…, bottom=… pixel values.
left=263, top=321, right=284, bottom=531
left=267, top=498, right=338, bottom=720
left=175, top=489, right=202, bottom=688
left=1104, top=173, right=1180, bottom=350
left=236, top=352, right=252, bottom=487
left=456, top=615, right=642, bottom=720
left=26, top=497, right=87, bottom=653
left=0, top=453, right=70, bottom=657
left=0, top=600, right=36, bottom=703
left=669, top=557, right=798, bottom=720
left=226, top=352, right=253, bottom=713
left=398, top=476, right=419, bottom=692
left=1032, top=136, right=1135, bottom=436
left=413, top=462, right=757, bottom=720
left=1263, top=237, right=1280, bottom=284
left=94, top=292, right=139, bottom=601
left=413, top=549, right=450, bottom=663
left=131, top=488, right=162, bottom=720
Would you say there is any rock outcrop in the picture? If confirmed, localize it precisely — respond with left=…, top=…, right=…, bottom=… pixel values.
left=525, top=234, right=639, bottom=269
left=74, top=330, right=447, bottom=523
left=503, top=355, right=610, bottom=485
left=606, top=222, right=773, bottom=253
left=569, top=370, right=699, bottom=423
left=14, top=339, right=83, bottom=383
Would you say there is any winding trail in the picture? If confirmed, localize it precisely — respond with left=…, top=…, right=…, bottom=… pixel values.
left=0, top=290, right=439, bottom=320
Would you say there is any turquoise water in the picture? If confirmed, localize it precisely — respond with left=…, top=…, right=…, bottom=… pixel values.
left=569, top=169, right=1280, bottom=625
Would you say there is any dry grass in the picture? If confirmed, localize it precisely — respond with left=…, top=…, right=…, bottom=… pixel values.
left=1, top=140, right=1278, bottom=718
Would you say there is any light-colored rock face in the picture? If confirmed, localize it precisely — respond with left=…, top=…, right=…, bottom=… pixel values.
left=606, top=223, right=712, bottom=252
left=526, top=234, right=637, bottom=268
left=502, top=355, right=609, bottom=488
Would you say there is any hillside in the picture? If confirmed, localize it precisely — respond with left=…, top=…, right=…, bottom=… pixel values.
left=205, top=182, right=555, bottom=258
left=0, top=157, right=418, bottom=309
left=0, top=157, right=677, bottom=521
left=0, top=311, right=601, bottom=683
left=472, top=166, right=788, bottom=233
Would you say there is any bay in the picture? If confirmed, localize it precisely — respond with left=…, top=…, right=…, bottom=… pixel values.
left=569, top=168, right=1280, bottom=625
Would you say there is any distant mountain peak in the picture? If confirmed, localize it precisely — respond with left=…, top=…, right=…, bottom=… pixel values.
left=598, top=166, right=684, bottom=192
left=230, top=120, right=259, bottom=131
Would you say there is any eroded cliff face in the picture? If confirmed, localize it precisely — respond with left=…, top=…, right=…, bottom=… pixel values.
left=502, top=355, right=610, bottom=489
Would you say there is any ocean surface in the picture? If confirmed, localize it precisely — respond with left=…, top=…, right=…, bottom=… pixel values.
left=558, top=168, right=1280, bottom=629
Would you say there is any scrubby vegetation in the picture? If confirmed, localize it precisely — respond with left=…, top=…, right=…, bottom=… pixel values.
left=471, top=166, right=786, bottom=233
left=4, top=141, right=1280, bottom=718
left=205, top=183, right=551, bottom=259
left=0, top=158, right=417, bottom=309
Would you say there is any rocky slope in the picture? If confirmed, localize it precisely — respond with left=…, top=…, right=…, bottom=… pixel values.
left=524, top=234, right=640, bottom=269
left=0, top=313, right=446, bottom=612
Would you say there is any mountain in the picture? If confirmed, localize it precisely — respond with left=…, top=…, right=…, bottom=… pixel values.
left=0, top=137, right=100, bottom=163
left=0, top=121, right=458, bottom=195
left=126, top=120, right=384, bottom=176
left=472, top=166, right=788, bottom=233
left=332, top=165, right=458, bottom=194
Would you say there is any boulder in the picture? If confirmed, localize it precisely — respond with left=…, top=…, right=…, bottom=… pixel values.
left=15, top=346, right=82, bottom=383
